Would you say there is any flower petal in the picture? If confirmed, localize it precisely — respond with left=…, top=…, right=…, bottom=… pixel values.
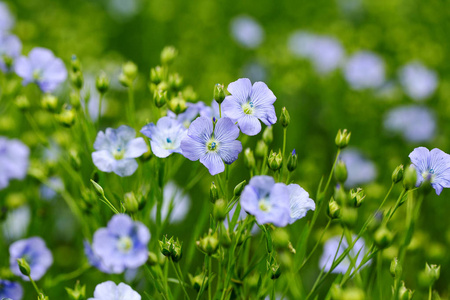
left=238, top=115, right=261, bottom=136
left=187, top=116, right=213, bottom=144
left=250, top=81, right=276, bottom=106
left=215, top=117, right=240, bottom=142
left=113, top=158, right=138, bottom=177
left=227, top=78, right=252, bottom=103
left=218, top=140, right=242, bottom=164
left=92, top=150, right=115, bottom=172
left=180, top=136, right=205, bottom=161
left=222, top=96, right=245, bottom=122
left=200, top=152, right=224, bottom=175
left=125, top=138, right=147, bottom=158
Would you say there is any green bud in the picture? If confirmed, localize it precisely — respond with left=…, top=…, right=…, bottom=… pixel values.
left=219, top=223, right=232, bottom=248
left=403, top=165, right=417, bottom=190
left=41, top=94, right=58, bottom=112
left=161, top=46, right=178, bottom=65
left=390, top=257, right=402, bottom=278
left=70, top=70, right=84, bottom=89
left=182, top=86, right=198, bottom=102
left=90, top=179, right=105, bottom=197
left=70, top=55, right=81, bottom=72
left=392, top=165, right=404, bottom=184
left=374, top=226, right=393, bottom=249
left=340, top=207, right=358, bottom=228
left=153, top=89, right=168, bottom=108
left=96, top=72, right=109, bottom=94
left=210, top=182, right=219, bottom=203
left=197, top=230, right=219, bottom=255
left=425, top=263, right=440, bottom=282
left=340, top=287, right=365, bottom=300
left=335, top=129, right=351, bottom=149
left=268, top=150, right=282, bottom=171
left=350, top=188, right=365, bottom=207
left=150, top=66, right=165, bottom=84
left=398, top=281, right=414, bottom=300
left=262, top=126, right=273, bottom=145
left=213, top=83, right=226, bottom=104
left=213, top=198, right=227, bottom=221
left=159, top=235, right=173, bottom=257
left=56, top=105, right=76, bottom=127
left=70, top=92, right=81, bottom=109
left=147, top=251, right=159, bottom=266
left=123, top=61, right=138, bottom=80
left=168, top=73, right=183, bottom=91
left=255, top=140, right=268, bottom=158
left=244, top=148, right=256, bottom=170
left=267, top=258, right=281, bottom=280
left=66, top=281, right=86, bottom=300
left=233, top=180, right=246, bottom=197
left=188, top=272, right=207, bottom=292
left=327, top=198, right=341, bottom=219
left=287, top=149, right=298, bottom=172
left=124, top=192, right=139, bottom=213
left=335, top=160, right=348, bottom=183
left=280, top=107, right=290, bottom=128
left=15, top=95, right=30, bottom=111
left=170, top=238, right=183, bottom=262
left=17, top=258, right=31, bottom=277
left=168, top=94, right=187, bottom=114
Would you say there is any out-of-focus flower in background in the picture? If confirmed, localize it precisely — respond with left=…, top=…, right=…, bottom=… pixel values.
left=344, top=51, right=385, bottom=90
left=151, top=181, right=191, bottom=224
left=0, top=137, right=30, bottom=190
left=339, top=148, right=377, bottom=188
left=2, top=205, right=31, bottom=241
left=88, top=281, right=141, bottom=300
left=230, top=15, right=265, bottom=49
left=0, top=33, right=22, bottom=72
left=384, top=105, right=436, bottom=143
left=0, top=279, right=23, bottom=300
left=0, top=2, right=14, bottom=32
left=398, top=61, right=438, bottom=101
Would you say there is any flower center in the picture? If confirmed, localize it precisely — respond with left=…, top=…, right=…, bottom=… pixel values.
left=242, top=101, right=254, bottom=115
left=422, top=169, right=435, bottom=182
left=113, top=146, right=125, bottom=160
left=207, top=139, right=219, bottom=152
left=117, top=236, right=133, bottom=253
left=33, top=69, right=43, bottom=81
left=258, top=198, right=271, bottom=212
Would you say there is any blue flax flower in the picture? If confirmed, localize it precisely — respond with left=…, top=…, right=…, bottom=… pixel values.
left=0, top=280, right=23, bottom=300
left=92, top=214, right=150, bottom=273
left=287, top=184, right=315, bottom=224
left=84, top=240, right=115, bottom=274
left=9, top=237, right=53, bottom=281
left=409, top=147, right=450, bottom=195
left=240, top=176, right=291, bottom=227
left=151, top=181, right=191, bottom=224
left=222, top=78, right=277, bottom=136
left=0, top=2, right=14, bottom=32
left=14, top=47, right=67, bottom=93
left=0, top=33, right=21, bottom=72
left=141, top=117, right=186, bottom=158
left=181, top=117, right=242, bottom=175
left=344, top=51, right=385, bottom=90
left=0, top=137, right=29, bottom=190
left=88, top=281, right=141, bottom=300
left=92, top=125, right=148, bottom=177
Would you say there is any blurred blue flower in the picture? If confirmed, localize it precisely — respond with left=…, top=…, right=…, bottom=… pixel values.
left=230, top=15, right=264, bottom=49
left=0, top=137, right=29, bottom=190
left=84, top=240, right=115, bottom=274
left=181, top=117, right=242, bottom=175
left=319, top=235, right=370, bottom=274
left=384, top=105, right=436, bottom=143
left=199, top=100, right=221, bottom=120
left=167, top=102, right=205, bottom=128
left=339, top=148, right=377, bottom=188
left=399, top=61, right=438, bottom=101
left=151, top=181, right=191, bottom=224
left=222, top=78, right=277, bottom=136
left=88, top=281, right=141, bottom=300
left=9, top=237, right=53, bottom=281
left=141, top=117, right=186, bottom=158
left=242, top=61, right=267, bottom=82
left=0, top=33, right=21, bottom=72
left=0, top=2, right=14, bottom=32
left=92, top=125, right=147, bottom=177
left=409, top=147, right=450, bottom=195
left=240, top=176, right=291, bottom=227
left=287, top=184, right=315, bottom=224
left=92, top=214, right=150, bottom=273
left=40, top=176, right=64, bottom=200
left=14, top=47, right=67, bottom=93
left=0, top=279, right=23, bottom=300
left=2, top=205, right=30, bottom=242
left=344, top=51, right=385, bottom=90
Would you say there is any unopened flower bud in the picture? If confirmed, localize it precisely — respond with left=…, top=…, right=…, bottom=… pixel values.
left=38, top=293, right=49, bottom=300
left=335, top=129, right=351, bottom=149
left=213, top=83, right=226, bottom=104
left=244, top=148, right=255, bottom=170
left=90, top=179, right=105, bottom=197
left=123, top=61, right=138, bottom=80
left=335, top=160, right=348, bottom=183
left=213, top=198, right=227, bottom=221
left=374, top=226, right=393, bottom=249
left=350, top=188, right=365, bottom=207
left=159, top=235, right=173, bottom=257
left=66, top=281, right=86, bottom=300
left=70, top=70, right=84, bottom=89
left=255, top=140, right=267, bottom=158
left=70, top=92, right=81, bottom=109
left=124, top=192, right=139, bottom=213
left=168, top=94, right=187, bottom=114
left=96, top=72, right=109, bottom=94
left=262, top=126, right=273, bottom=145
left=171, top=238, right=183, bottom=262
left=403, top=165, right=417, bottom=190
left=219, top=224, right=232, bottom=248
left=268, top=150, right=283, bottom=171
left=287, top=149, right=298, bottom=172
left=154, top=89, right=168, bottom=108
left=41, top=94, right=58, bottom=112
left=168, top=73, right=183, bottom=91
left=390, top=257, right=402, bottom=278
left=398, top=281, right=414, bottom=300
left=327, top=198, right=341, bottom=219
left=70, top=55, right=81, bottom=72
left=150, top=66, right=165, bottom=84
left=188, top=273, right=206, bottom=292
left=15, top=95, right=30, bottom=111
left=57, top=105, right=76, bottom=127
left=280, top=107, right=290, bottom=128
left=392, top=165, right=404, bottom=184
left=210, top=182, right=219, bottom=203
left=197, top=230, right=219, bottom=255
left=161, top=46, right=178, bottom=65
left=425, top=263, right=440, bottom=283
left=233, top=180, right=246, bottom=197
left=17, top=258, right=30, bottom=277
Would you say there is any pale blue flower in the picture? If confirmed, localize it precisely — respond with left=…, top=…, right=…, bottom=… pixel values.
left=88, top=281, right=140, bottom=300
left=151, top=181, right=191, bottom=224
left=319, top=235, right=370, bottom=274
left=181, top=117, right=242, bottom=175
left=399, top=61, right=438, bottom=101
left=0, top=2, right=14, bottom=32
left=0, top=33, right=21, bottom=72
left=339, top=148, right=377, bottom=188
left=92, top=214, right=150, bottom=273
left=384, top=105, right=436, bottom=143
left=344, top=51, right=385, bottom=90
left=14, top=47, right=67, bottom=93
left=222, top=78, right=277, bottom=136
left=240, top=176, right=291, bottom=227
left=0, top=280, right=23, bottom=300
left=40, top=176, right=64, bottom=200
left=409, top=147, right=450, bottom=195
left=230, top=15, right=264, bottom=49
left=84, top=240, right=115, bottom=274
left=92, top=125, right=147, bottom=177
left=287, top=184, right=315, bottom=224
left=9, top=237, right=53, bottom=281
left=2, top=206, right=30, bottom=242
left=0, top=137, right=29, bottom=190
left=141, top=117, right=186, bottom=158
left=199, top=100, right=221, bottom=120
left=167, top=102, right=206, bottom=127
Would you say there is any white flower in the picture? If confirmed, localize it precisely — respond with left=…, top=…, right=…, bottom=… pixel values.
left=88, top=281, right=141, bottom=300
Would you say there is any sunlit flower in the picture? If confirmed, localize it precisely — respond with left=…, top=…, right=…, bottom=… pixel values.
left=141, top=117, right=186, bottom=158
left=88, top=281, right=141, bottom=300
left=0, top=280, right=23, bottom=300
left=240, top=176, right=291, bottom=227
left=9, top=237, right=53, bottom=281
left=344, top=51, right=385, bottom=90
left=0, top=33, right=21, bottom=72
left=409, top=147, right=450, bottom=195
left=287, top=184, right=315, bottom=224
left=399, top=62, right=438, bottom=101
left=222, top=78, right=277, bottom=136
left=339, top=148, right=377, bottom=188
left=181, top=117, right=242, bottom=175
left=0, top=137, right=29, bottom=190
left=230, top=15, right=264, bottom=49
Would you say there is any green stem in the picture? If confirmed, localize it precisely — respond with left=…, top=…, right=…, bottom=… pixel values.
left=47, top=263, right=91, bottom=287
left=170, top=260, right=190, bottom=299
left=128, top=86, right=135, bottom=126
left=208, top=255, right=212, bottom=300
left=98, top=92, right=104, bottom=126
left=28, top=275, right=41, bottom=295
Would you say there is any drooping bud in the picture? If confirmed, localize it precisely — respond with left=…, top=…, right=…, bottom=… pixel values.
left=280, top=107, right=290, bottom=128
left=268, top=150, right=283, bottom=171
left=161, top=46, right=178, bottom=65
left=15, top=95, right=30, bottom=111
left=153, top=89, right=168, bottom=108
left=213, top=83, right=226, bottom=104
left=262, top=126, right=273, bottom=145
left=66, top=281, right=86, bottom=300
left=374, top=226, right=393, bottom=249
left=124, top=192, right=139, bottom=213
left=233, top=180, right=246, bottom=197
left=350, top=188, right=365, bottom=207
left=96, top=72, right=109, bottom=94
left=255, top=140, right=268, bottom=158
left=335, top=129, right=351, bottom=149
left=244, top=148, right=255, bottom=170
left=56, top=105, right=76, bottom=128
left=41, top=94, right=58, bottom=112
left=17, top=258, right=30, bottom=277
left=150, top=66, right=165, bottom=84
left=392, top=165, right=404, bottom=184
left=213, top=198, right=227, bottom=221
left=334, top=160, right=348, bottom=183
left=327, top=198, right=341, bottom=219
left=287, top=149, right=298, bottom=172
left=403, top=165, right=417, bottom=190
left=390, top=257, right=402, bottom=278
left=210, top=182, right=219, bottom=203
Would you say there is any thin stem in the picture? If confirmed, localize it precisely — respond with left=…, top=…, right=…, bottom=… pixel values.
left=128, top=86, right=135, bottom=126
left=97, top=92, right=104, bottom=126
left=208, top=255, right=212, bottom=300
left=170, top=260, right=190, bottom=299
left=28, top=275, right=41, bottom=295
